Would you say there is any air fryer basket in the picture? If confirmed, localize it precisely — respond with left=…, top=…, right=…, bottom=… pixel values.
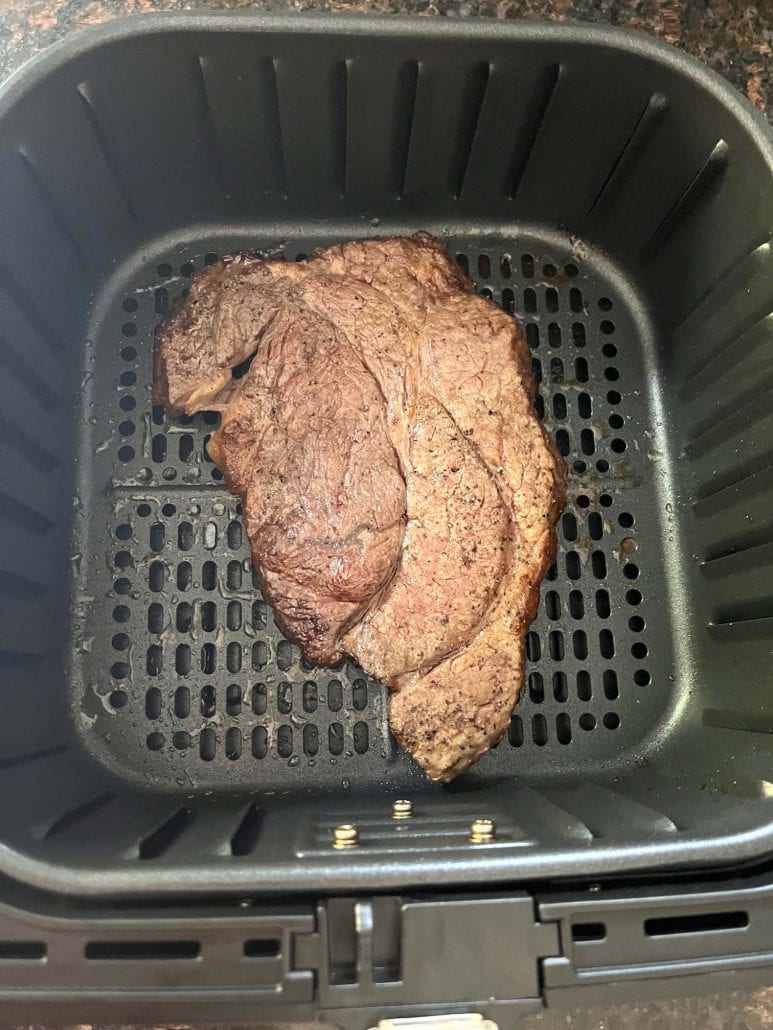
left=0, top=13, right=771, bottom=896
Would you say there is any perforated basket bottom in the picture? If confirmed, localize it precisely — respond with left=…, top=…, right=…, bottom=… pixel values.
left=70, top=230, right=675, bottom=794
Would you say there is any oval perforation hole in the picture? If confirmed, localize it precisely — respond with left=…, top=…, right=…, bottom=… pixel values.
left=252, top=641, right=268, bottom=671
left=303, top=681, right=318, bottom=713
left=200, top=727, right=216, bottom=762
left=252, top=601, right=267, bottom=629
left=548, top=630, right=564, bottom=661
left=553, top=671, right=568, bottom=702
left=149, top=523, right=165, bottom=552
left=599, top=629, right=615, bottom=659
left=562, top=512, right=577, bottom=542
left=178, top=434, right=194, bottom=462
left=202, top=562, right=217, bottom=591
left=151, top=435, right=166, bottom=463
left=201, top=685, right=216, bottom=719
left=528, top=672, right=544, bottom=703
left=227, top=642, right=242, bottom=673
left=572, top=630, right=588, bottom=660
left=252, top=683, right=267, bottom=716
left=555, top=428, right=570, bottom=456
left=201, top=643, right=216, bottom=675
left=532, top=714, right=548, bottom=746
left=569, top=590, right=584, bottom=619
left=328, top=723, right=344, bottom=755
left=227, top=601, right=242, bottom=631
left=556, top=713, right=572, bottom=744
left=576, top=670, right=592, bottom=701
left=304, top=723, right=319, bottom=756
left=146, top=645, right=162, bottom=677
left=275, top=725, right=293, bottom=759
left=252, top=726, right=268, bottom=759
left=227, top=521, right=243, bottom=549
left=328, top=680, right=343, bottom=712
left=145, top=687, right=162, bottom=720
left=545, top=591, right=560, bottom=620
left=352, top=679, right=368, bottom=711
left=148, top=603, right=164, bottom=634
left=277, top=682, right=293, bottom=715
left=277, top=640, right=293, bottom=672
left=549, top=356, right=564, bottom=383
left=226, top=727, right=242, bottom=760
left=353, top=722, right=369, bottom=755
left=174, top=686, right=190, bottom=719
left=509, top=714, right=524, bottom=747
left=175, top=644, right=191, bottom=675
left=525, top=631, right=541, bottom=662
left=603, top=670, right=619, bottom=699
left=176, top=601, right=192, bottom=633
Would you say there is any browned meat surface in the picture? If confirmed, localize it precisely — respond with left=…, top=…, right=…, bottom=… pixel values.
left=154, top=233, right=566, bottom=781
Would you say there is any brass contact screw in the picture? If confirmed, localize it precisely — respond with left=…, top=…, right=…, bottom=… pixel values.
left=332, top=823, right=360, bottom=849
left=470, top=818, right=496, bottom=843
left=392, top=799, right=413, bottom=819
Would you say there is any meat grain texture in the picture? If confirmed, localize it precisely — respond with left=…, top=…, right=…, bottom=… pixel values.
left=154, top=233, right=566, bottom=781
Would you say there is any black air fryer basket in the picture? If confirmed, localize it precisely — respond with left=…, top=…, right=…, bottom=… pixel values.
left=0, top=12, right=772, bottom=1022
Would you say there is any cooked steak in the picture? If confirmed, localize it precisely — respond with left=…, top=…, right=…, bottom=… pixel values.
left=154, top=233, right=566, bottom=781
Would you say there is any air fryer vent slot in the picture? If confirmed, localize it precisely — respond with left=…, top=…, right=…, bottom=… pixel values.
left=84, top=940, right=201, bottom=960
left=644, top=911, right=749, bottom=937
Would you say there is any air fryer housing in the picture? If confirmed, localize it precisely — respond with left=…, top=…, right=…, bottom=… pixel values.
left=0, top=14, right=771, bottom=898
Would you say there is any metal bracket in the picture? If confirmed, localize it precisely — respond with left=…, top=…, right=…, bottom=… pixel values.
left=367, top=1013, right=499, bottom=1030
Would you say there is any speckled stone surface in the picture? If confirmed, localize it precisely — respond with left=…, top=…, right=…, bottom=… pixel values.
left=8, top=996, right=773, bottom=1028
left=0, top=0, right=771, bottom=116
left=0, top=0, right=771, bottom=1026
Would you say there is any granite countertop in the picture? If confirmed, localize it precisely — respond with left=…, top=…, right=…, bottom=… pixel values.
left=0, top=0, right=771, bottom=1027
